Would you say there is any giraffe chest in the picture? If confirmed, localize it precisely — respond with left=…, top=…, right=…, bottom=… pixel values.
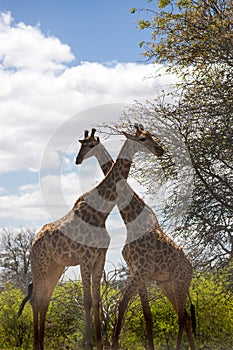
left=55, top=208, right=110, bottom=248
left=31, top=224, right=108, bottom=268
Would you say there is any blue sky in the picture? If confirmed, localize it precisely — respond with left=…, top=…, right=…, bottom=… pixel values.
left=0, top=1, right=177, bottom=270
left=0, top=0, right=152, bottom=63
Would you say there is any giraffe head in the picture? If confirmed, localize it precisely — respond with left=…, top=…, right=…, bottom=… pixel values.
left=123, top=124, right=164, bottom=157
left=76, top=128, right=100, bottom=164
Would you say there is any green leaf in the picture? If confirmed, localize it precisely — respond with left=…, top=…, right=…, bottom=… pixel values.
left=159, top=0, right=171, bottom=9
left=130, top=7, right=136, bottom=14
left=139, top=41, right=145, bottom=48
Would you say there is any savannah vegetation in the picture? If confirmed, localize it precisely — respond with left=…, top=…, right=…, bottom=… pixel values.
left=1, top=0, right=232, bottom=349
left=0, top=231, right=233, bottom=350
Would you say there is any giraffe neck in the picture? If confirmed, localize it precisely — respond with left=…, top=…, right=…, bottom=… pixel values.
left=58, top=141, right=143, bottom=249
left=80, top=139, right=135, bottom=216
left=73, top=139, right=156, bottom=246
left=94, top=143, right=114, bottom=176
left=92, top=141, right=158, bottom=243
left=92, top=140, right=144, bottom=209
left=95, top=144, right=153, bottom=225
left=95, top=139, right=136, bottom=198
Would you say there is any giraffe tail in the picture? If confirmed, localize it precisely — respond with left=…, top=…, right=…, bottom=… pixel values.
left=18, top=282, right=33, bottom=317
left=188, top=293, right=196, bottom=338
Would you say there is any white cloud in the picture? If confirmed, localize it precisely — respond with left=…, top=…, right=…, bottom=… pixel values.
left=0, top=12, right=74, bottom=71
left=0, top=11, right=177, bottom=176
left=0, top=10, right=178, bottom=245
left=0, top=183, right=45, bottom=222
left=0, top=61, right=174, bottom=174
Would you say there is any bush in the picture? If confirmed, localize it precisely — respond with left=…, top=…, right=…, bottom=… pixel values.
left=0, top=270, right=233, bottom=349
left=0, top=283, right=32, bottom=349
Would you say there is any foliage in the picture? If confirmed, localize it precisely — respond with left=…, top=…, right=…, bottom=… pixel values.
left=116, top=270, right=233, bottom=349
left=45, top=279, right=85, bottom=349
left=120, top=285, right=177, bottom=349
left=176, top=73, right=233, bottom=267
left=0, top=279, right=86, bottom=350
left=191, top=269, right=233, bottom=349
left=100, top=269, right=123, bottom=348
left=0, top=270, right=233, bottom=349
left=0, top=283, right=32, bottom=349
left=133, top=0, right=233, bottom=73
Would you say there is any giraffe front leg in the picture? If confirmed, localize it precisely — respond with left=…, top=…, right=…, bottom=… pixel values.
left=81, top=263, right=93, bottom=350
left=111, top=273, right=138, bottom=350
left=92, top=251, right=106, bottom=350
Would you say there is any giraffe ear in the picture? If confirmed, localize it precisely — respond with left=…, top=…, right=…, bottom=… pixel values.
left=123, top=131, right=136, bottom=140
left=96, top=136, right=100, bottom=142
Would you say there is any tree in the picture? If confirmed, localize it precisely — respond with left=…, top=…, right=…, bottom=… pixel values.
left=0, top=227, right=35, bottom=291
left=132, top=0, right=233, bottom=72
left=121, top=0, right=233, bottom=267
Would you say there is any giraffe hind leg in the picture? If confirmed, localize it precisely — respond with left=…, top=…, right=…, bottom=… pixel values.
left=138, top=283, right=155, bottom=350
left=176, top=312, right=186, bottom=350
left=31, top=264, right=64, bottom=350
left=177, top=309, right=195, bottom=350
left=184, top=310, right=196, bottom=350
left=158, top=281, right=195, bottom=350
left=158, top=283, right=185, bottom=350
left=31, top=305, right=40, bottom=350
left=31, top=296, right=54, bottom=350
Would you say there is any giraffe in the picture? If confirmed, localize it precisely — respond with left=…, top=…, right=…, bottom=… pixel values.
left=76, top=127, right=196, bottom=350
left=18, top=126, right=163, bottom=350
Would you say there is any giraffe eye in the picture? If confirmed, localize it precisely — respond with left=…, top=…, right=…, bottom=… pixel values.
left=89, top=144, right=95, bottom=148
left=140, top=137, right=146, bottom=142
